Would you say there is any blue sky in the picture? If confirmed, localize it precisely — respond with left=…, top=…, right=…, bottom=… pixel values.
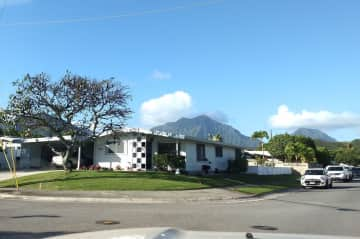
left=0, top=0, right=360, bottom=141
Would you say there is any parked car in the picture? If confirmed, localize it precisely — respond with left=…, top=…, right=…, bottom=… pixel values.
left=301, top=168, right=332, bottom=189
left=352, top=167, right=360, bottom=178
left=344, top=166, right=353, bottom=180
left=325, top=165, right=352, bottom=182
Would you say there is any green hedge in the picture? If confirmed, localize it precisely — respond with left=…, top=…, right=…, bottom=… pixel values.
left=153, top=154, right=185, bottom=171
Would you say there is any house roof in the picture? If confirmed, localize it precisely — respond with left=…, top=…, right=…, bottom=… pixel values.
left=244, top=150, right=272, bottom=157
left=101, top=127, right=243, bottom=149
left=0, top=136, right=71, bottom=144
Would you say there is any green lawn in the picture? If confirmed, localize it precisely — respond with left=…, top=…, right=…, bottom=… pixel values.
left=0, top=170, right=299, bottom=194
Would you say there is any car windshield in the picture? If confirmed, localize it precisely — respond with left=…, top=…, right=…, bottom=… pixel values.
left=305, top=170, right=324, bottom=175
left=327, top=167, right=344, bottom=171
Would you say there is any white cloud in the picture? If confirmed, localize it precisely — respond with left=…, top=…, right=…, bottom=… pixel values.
left=0, top=0, right=32, bottom=7
left=151, top=69, right=172, bottom=80
left=269, top=105, right=360, bottom=130
left=140, top=91, right=192, bottom=127
left=205, top=110, right=229, bottom=123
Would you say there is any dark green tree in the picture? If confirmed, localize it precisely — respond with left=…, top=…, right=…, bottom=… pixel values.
left=315, top=146, right=332, bottom=166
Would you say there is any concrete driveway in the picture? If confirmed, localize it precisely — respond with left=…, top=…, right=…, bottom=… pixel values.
left=0, top=170, right=55, bottom=181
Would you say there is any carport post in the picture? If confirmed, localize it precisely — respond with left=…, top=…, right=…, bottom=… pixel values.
left=77, top=146, right=81, bottom=170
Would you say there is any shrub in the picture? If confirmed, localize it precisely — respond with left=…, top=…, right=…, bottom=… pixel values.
left=80, top=165, right=88, bottom=170
left=153, top=154, right=186, bottom=171
left=88, top=164, right=101, bottom=171
left=153, top=154, right=168, bottom=171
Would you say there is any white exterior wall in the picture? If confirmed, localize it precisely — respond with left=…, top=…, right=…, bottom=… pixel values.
left=93, top=133, right=240, bottom=173
left=184, top=142, right=236, bottom=172
left=215, top=147, right=235, bottom=171
left=247, top=166, right=292, bottom=175
left=93, top=135, right=147, bottom=170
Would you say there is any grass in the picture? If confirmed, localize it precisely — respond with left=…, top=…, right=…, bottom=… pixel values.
left=0, top=170, right=299, bottom=194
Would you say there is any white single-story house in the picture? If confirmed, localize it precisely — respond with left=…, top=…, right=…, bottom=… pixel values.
left=93, top=128, right=243, bottom=173
left=0, top=128, right=243, bottom=173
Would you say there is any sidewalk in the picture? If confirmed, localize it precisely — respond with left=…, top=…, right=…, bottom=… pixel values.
left=0, top=169, right=57, bottom=181
left=0, top=187, right=254, bottom=204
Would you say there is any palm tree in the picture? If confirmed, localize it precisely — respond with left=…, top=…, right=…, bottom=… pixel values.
left=251, top=131, right=269, bottom=159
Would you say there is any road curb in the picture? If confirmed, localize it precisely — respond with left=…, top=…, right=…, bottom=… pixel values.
left=0, top=187, right=296, bottom=204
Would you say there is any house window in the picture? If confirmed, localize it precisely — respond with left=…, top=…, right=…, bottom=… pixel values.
left=132, top=142, right=137, bottom=147
left=137, top=147, right=142, bottom=152
left=137, top=158, right=141, bottom=163
left=132, top=153, right=137, bottom=158
left=137, top=137, right=142, bottom=142
left=196, top=144, right=206, bottom=161
left=141, top=142, right=146, bottom=147
left=141, top=153, right=146, bottom=158
left=105, top=139, right=124, bottom=154
left=141, top=164, right=146, bottom=169
left=215, top=146, right=223, bottom=157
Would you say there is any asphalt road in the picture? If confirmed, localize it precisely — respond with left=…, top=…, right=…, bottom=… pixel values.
left=1, top=180, right=360, bottom=239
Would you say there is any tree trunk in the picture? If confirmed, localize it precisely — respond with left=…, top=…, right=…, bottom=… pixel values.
left=62, top=148, right=71, bottom=171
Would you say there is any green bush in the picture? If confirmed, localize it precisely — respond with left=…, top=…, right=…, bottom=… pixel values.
left=153, top=154, right=168, bottom=171
left=153, top=154, right=185, bottom=171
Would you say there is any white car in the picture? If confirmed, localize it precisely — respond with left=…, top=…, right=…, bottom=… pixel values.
left=301, top=168, right=332, bottom=188
left=325, top=165, right=352, bottom=182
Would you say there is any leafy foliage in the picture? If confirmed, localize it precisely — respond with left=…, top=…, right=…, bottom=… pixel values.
left=284, top=142, right=315, bottom=163
left=265, top=134, right=293, bottom=160
left=153, top=154, right=186, bottom=171
left=334, top=147, right=360, bottom=166
left=251, top=131, right=269, bottom=141
left=315, top=147, right=332, bottom=166
left=7, top=72, right=132, bottom=170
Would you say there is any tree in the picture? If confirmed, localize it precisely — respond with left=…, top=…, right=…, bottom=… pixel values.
left=284, top=142, right=315, bottom=163
left=265, top=133, right=293, bottom=160
left=315, top=146, right=332, bottom=166
left=8, top=72, right=132, bottom=170
left=251, top=130, right=269, bottom=159
left=335, top=148, right=360, bottom=166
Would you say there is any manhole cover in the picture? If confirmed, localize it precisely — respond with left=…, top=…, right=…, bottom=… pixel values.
left=336, top=208, right=359, bottom=212
left=96, top=220, right=120, bottom=225
left=251, top=225, right=278, bottom=231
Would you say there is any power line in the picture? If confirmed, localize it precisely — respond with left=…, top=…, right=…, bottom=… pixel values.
left=0, top=0, right=224, bottom=27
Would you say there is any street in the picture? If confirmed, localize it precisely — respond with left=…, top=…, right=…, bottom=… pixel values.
left=1, top=180, right=360, bottom=238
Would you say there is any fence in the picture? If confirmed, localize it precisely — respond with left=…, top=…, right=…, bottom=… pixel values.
left=247, top=166, right=292, bottom=175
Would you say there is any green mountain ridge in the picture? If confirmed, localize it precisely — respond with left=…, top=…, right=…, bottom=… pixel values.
left=151, top=115, right=259, bottom=148
left=292, top=128, right=337, bottom=142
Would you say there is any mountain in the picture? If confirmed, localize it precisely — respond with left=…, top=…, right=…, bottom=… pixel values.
left=151, top=115, right=259, bottom=148
left=292, top=128, right=337, bottom=142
